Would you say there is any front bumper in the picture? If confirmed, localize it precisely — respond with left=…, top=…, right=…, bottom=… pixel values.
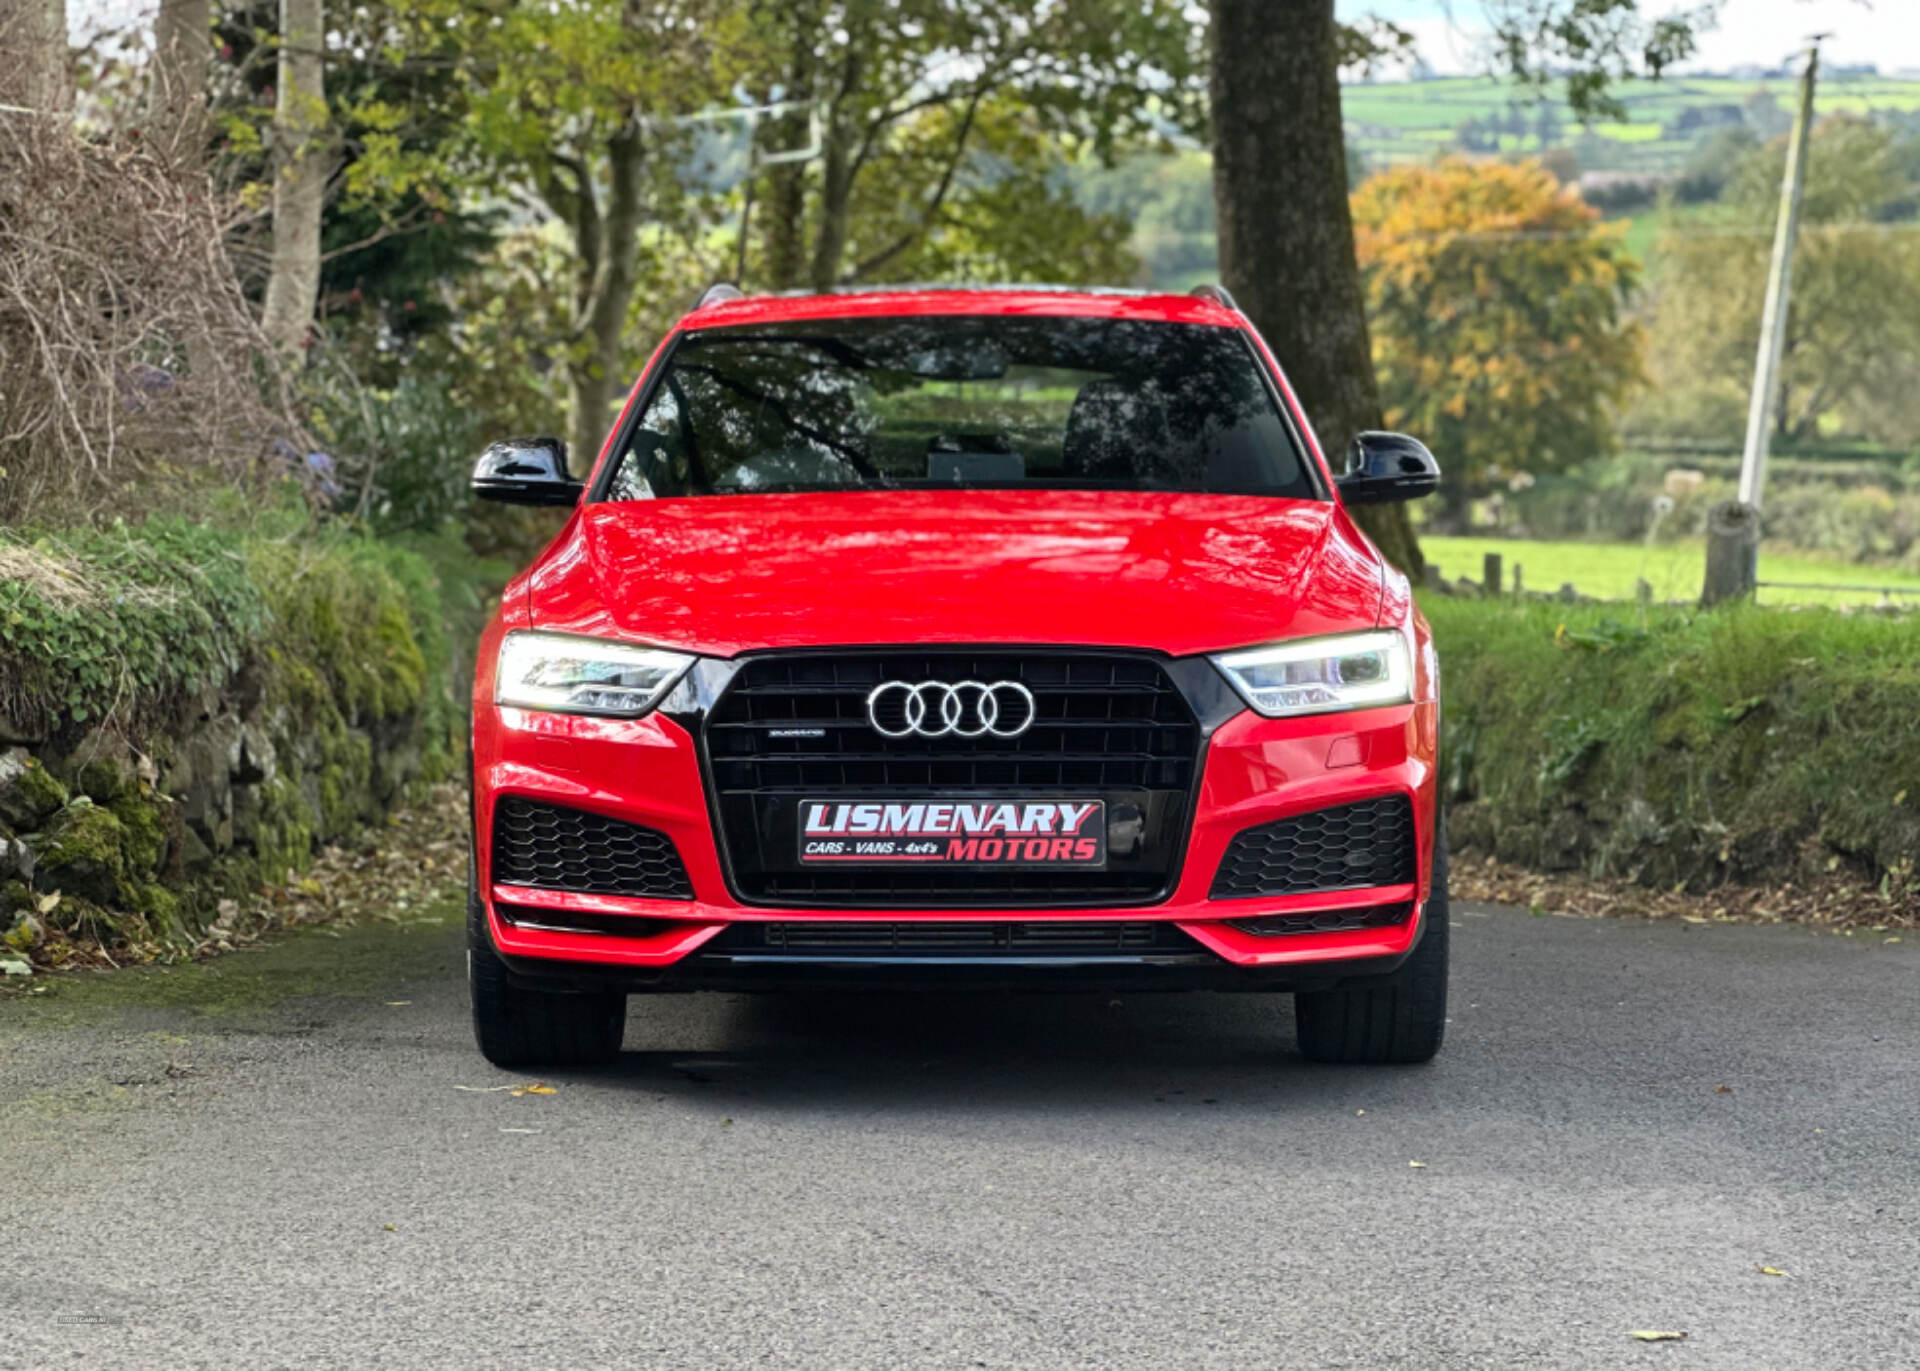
left=473, top=682, right=1440, bottom=989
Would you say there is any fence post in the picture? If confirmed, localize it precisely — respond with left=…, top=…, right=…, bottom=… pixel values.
left=1701, top=501, right=1760, bottom=607
left=1482, top=552, right=1502, bottom=597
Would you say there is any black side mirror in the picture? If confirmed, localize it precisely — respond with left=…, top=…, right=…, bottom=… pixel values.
left=471, top=437, right=584, bottom=506
left=1336, top=431, right=1440, bottom=505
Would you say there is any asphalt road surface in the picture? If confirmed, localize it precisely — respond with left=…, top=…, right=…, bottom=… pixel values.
left=2, top=903, right=1916, bottom=1369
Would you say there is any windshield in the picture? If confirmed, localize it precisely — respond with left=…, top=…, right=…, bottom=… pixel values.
left=601, top=314, right=1318, bottom=500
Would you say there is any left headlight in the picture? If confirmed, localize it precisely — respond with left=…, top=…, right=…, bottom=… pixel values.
left=1211, top=630, right=1411, bottom=719
left=495, top=631, right=694, bottom=716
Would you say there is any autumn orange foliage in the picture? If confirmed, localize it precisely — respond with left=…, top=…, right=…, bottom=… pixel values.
left=1352, top=159, right=1645, bottom=514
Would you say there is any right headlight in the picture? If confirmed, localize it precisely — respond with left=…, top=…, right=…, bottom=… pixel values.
left=495, top=631, right=693, bottom=716
left=1210, top=630, right=1411, bottom=719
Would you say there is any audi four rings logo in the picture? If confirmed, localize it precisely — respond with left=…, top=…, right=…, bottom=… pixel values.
left=866, top=680, right=1036, bottom=739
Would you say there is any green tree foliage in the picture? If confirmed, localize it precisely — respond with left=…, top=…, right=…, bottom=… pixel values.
left=1352, top=158, right=1646, bottom=515
left=1488, top=0, right=1711, bottom=121
left=815, top=93, right=1141, bottom=287
left=740, top=0, right=1202, bottom=292
left=1639, top=118, right=1920, bottom=446
left=211, top=2, right=499, bottom=375
left=1074, top=151, right=1216, bottom=287
left=341, top=0, right=746, bottom=469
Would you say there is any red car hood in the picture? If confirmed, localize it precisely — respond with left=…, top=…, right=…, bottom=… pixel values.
left=526, top=490, right=1383, bottom=658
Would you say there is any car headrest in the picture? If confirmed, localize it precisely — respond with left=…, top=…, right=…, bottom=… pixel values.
left=1061, top=379, right=1171, bottom=480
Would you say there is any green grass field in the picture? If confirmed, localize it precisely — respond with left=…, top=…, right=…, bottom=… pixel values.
left=1340, top=72, right=1920, bottom=173
left=1421, top=536, right=1920, bottom=609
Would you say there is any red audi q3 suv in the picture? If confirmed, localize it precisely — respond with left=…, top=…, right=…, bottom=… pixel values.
left=468, top=284, right=1445, bottom=1068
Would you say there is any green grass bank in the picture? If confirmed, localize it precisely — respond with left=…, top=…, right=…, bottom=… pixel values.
left=1, top=513, right=502, bottom=966
left=1427, top=595, right=1920, bottom=893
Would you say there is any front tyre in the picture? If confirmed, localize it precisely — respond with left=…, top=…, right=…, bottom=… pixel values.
left=468, top=861, right=625, bottom=1069
left=1293, top=822, right=1449, bottom=1065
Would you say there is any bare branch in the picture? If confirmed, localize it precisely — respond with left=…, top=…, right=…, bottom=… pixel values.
left=847, top=84, right=987, bottom=282
left=0, top=117, right=311, bottom=522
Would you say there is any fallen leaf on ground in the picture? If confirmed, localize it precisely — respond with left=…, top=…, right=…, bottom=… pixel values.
left=36, top=892, right=60, bottom=915
left=382, top=1224, right=397, bottom=1232
left=719, top=1117, right=733, bottom=1127
left=452, top=1084, right=517, bottom=1093
left=1757, top=1265, right=1788, bottom=1277
left=1408, top=1160, right=1428, bottom=1169
left=1715, top=1085, right=1734, bottom=1094
left=384, top=1000, right=411, bottom=1006
left=499, top=1127, right=542, bottom=1135
left=1627, top=1331, right=1688, bottom=1342
left=510, top=1082, right=557, bottom=1097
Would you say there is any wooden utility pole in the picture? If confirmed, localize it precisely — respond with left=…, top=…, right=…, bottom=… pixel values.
left=1736, top=38, right=1823, bottom=512
left=1705, top=37, right=1822, bottom=608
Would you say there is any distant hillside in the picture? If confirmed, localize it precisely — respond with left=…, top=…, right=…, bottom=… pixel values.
left=1342, top=71, right=1920, bottom=174
left=1075, top=71, right=1920, bottom=289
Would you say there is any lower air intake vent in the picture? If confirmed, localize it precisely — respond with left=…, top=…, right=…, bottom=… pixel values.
left=491, top=797, right=694, bottom=899
left=1227, top=902, right=1414, bottom=936
left=494, top=903, right=676, bottom=938
left=1210, top=796, right=1416, bottom=899
left=716, top=921, right=1196, bottom=958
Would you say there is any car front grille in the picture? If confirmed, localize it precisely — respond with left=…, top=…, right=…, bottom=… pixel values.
left=1210, top=796, right=1417, bottom=899
left=704, top=651, right=1202, bottom=907
left=713, top=920, right=1199, bottom=957
left=491, top=796, right=694, bottom=899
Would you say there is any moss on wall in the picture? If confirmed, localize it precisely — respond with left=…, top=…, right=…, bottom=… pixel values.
left=0, top=516, right=489, bottom=962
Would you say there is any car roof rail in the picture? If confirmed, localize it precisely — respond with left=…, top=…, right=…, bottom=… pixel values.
left=691, top=282, right=746, bottom=311
left=1189, top=283, right=1239, bottom=311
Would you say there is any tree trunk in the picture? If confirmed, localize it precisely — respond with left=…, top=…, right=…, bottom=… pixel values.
left=807, top=45, right=864, bottom=292
left=1207, top=0, right=1423, bottom=577
left=759, top=6, right=816, bottom=291
left=808, top=122, right=855, bottom=291
left=0, top=0, right=70, bottom=113
left=147, top=0, right=210, bottom=169
left=563, top=124, right=648, bottom=476
left=259, top=0, right=329, bottom=364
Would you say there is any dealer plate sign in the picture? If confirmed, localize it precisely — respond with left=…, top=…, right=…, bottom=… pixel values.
left=798, top=799, right=1107, bottom=868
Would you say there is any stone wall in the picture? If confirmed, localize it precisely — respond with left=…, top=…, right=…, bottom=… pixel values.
left=0, top=527, right=467, bottom=968
left=1, top=673, right=445, bottom=963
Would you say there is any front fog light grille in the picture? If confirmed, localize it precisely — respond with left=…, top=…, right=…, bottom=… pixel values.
left=1210, top=795, right=1416, bottom=899
left=491, top=797, right=694, bottom=899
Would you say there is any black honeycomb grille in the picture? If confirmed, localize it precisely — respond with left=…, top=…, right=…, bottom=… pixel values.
left=1210, top=796, right=1416, bottom=899
left=491, top=797, right=693, bottom=899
